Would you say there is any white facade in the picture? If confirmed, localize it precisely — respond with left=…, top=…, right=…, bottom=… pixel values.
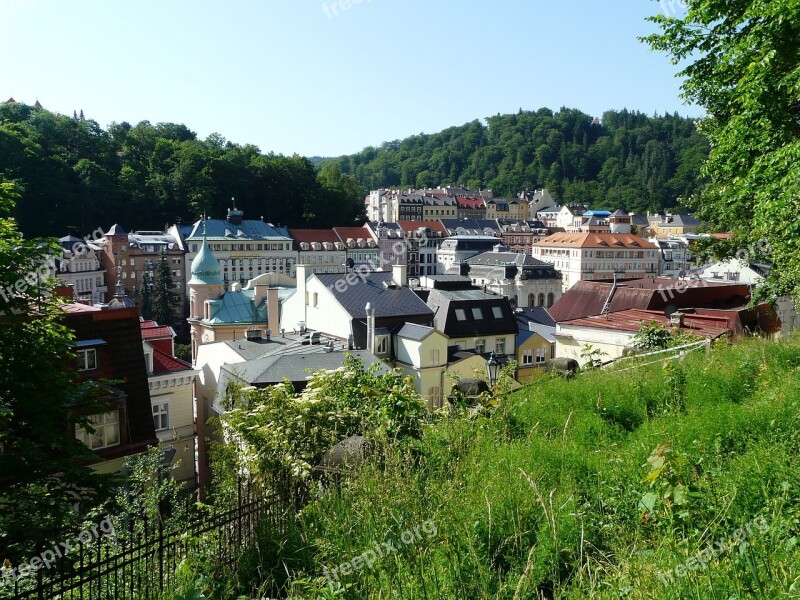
left=650, top=238, right=690, bottom=278
left=56, top=240, right=107, bottom=303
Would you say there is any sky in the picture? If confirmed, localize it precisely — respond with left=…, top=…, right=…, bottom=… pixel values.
left=0, top=0, right=697, bottom=157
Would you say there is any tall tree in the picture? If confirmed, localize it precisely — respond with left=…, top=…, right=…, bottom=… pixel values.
left=153, top=251, right=177, bottom=325
left=140, top=272, right=154, bottom=320
left=0, top=181, right=111, bottom=562
left=644, top=0, right=800, bottom=298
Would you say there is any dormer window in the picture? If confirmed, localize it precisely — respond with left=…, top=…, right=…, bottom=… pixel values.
left=376, top=336, right=389, bottom=355
left=301, top=242, right=310, bottom=250
left=75, top=411, right=120, bottom=450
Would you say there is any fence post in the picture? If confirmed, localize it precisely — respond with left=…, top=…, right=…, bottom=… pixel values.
left=158, top=519, right=164, bottom=593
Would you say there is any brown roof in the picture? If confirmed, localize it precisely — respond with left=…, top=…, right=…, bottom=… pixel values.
left=559, top=308, right=731, bottom=337
left=333, top=226, right=374, bottom=242
left=289, top=228, right=340, bottom=244
left=549, top=279, right=752, bottom=323
left=533, top=232, right=657, bottom=249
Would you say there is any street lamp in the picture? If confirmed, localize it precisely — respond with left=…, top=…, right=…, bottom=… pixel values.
left=486, top=352, right=500, bottom=386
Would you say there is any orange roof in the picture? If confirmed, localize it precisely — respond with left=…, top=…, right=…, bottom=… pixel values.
left=396, top=220, right=447, bottom=233
left=333, top=226, right=374, bottom=241
left=533, top=232, right=657, bottom=249
left=457, top=197, right=486, bottom=209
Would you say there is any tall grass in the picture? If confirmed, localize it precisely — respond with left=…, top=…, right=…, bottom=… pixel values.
left=242, top=336, right=800, bottom=599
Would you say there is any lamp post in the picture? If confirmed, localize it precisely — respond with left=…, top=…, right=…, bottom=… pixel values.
left=486, top=352, right=500, bottom=386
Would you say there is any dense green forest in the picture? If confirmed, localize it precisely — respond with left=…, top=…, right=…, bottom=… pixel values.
left=326, top=107, right=709, bottom=214
left=0, top=102, right=365, bottom=238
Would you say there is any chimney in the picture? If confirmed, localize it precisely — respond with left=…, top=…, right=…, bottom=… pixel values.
left=669, top=312, right=684, bottom=327
left=266, top=287, right=280, bottom=337
left=392, top=263, right=407, bottom=287
left=296, top=263, right=309, bottom=325
left=365, top=302, right=376, bottom=353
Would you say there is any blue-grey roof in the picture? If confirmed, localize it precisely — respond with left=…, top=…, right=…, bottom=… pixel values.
left=527, top=323, right=557, bottom=344
left=204, top=289, right=266, bottom=324
left=314, top=272, right=434, bottom=320
left=222, top=350, right=389, bottom=386
left=186, top=219, right=291, bottom=241
left=395, top=323, right=438, bottom=341
left=515, top=307, right=556, bottom=327
left=440, top=219, right=501, bottom=236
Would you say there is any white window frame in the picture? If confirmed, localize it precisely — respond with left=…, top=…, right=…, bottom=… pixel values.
left=376, top=336, right=389, bottom=354
left=496, top=338, right=506, bottom=354
left=523, top=349, right=534, bottom=365
left=536, top=347, right=547, bottom=364
left=77, top=348, right=97, bottom=371
left=76, top=411, right=120, bottom=450
left=152, top=401, right=170, bottom=431
left=475, top=339, right=486, bottom=353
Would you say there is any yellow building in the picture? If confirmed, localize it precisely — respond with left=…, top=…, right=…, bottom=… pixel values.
left=392, top=324, right=449, bottom=409
left=516, top=326, right=556, bottom=383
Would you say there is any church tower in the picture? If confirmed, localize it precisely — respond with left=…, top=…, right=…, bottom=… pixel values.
left=188, top=226, right=224, bottom=361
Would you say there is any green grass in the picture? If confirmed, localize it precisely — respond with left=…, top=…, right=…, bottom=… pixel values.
left=244, top=336, right=800, bottom=599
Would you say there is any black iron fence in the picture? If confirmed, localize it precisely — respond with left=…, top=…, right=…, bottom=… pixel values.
left=2, top=477, right=292, bottom=600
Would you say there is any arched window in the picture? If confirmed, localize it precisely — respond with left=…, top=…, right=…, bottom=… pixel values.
left=538, top=293, right=545, bottom=307
left=528, top=294, right=535, bottom=307
left=547, top=292, right=555, bottom=308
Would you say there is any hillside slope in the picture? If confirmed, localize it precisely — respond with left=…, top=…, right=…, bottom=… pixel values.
left=326, top=107, right=709, bottom=214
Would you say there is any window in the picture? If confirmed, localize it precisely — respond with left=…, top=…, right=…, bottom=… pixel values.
left=547, top=292, right=555, bottom=308
left=536, top=348, right=547, bottom=364
left=313, top=292, right=318, bottom=307
left=495, top=338, right=506, bottom=354
left=430, top=349, right=440, bottom=365
left=76, top=411, right=120, bottom=450
left=152, top=402, right=169, bottom=431
left=475, top=339, right=486, bottom=353
left=455, top=308, right=467, bottom=321
left=376, top=336, right=388, bottom=354
left=472, top=307, right=484, bottom=320
left=428, top=386, right=441, bottom=407
left=523, top=349, right=534, bottom=365
left=77, top=348, right=97, bottom=371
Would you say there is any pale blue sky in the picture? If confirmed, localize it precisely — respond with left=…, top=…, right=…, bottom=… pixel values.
left=0, top=0, right=696, bottom=157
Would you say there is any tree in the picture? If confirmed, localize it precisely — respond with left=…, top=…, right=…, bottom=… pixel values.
left=0, top=181, right=111, bottom=562
left=153, top=251, right=177, bottom=325
left=644, top=1, right=800, bottom=299
left=140, top=272, right=154, bottom=320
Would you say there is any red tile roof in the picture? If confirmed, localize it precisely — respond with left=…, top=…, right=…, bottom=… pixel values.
left=289, top=228, right=340, bottom=244
left=533, top=232, right=657, bottom=249
left=152, top=347, right=193, bottom=375
left=140, top=325, right=173, bottom=340
left=457, top=197, right=486, bottom=209
left=333, top=226, right=374, bottom=242
left=396, top=220, right=447, bottom=233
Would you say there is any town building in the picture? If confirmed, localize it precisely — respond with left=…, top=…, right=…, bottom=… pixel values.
left=456, top=197, right=487, bottom=220
left=459, top=251, right=562, bottom=308
left=56, top=236, right=107, bottom=304
left=497, top=219, right=549, bottom=254
left=290, top=228, right=347, bottom=275
left=520, top=189, right=559, bottom=217
left=391, top=323, right=450, bottom=409
left=531, top=232, right=659, bottom=291
left=363, top=221, right=408, bottom=269
left=183, top=207, right=295, bottom=289
left=437, top=236, right=505, bottom=274
left=555, top=204, right=589, bottom=230
left=281, top=264, right=434, bottom=349
left=648, top=213, right=702, bottom=237
left=64, top=297, right=158, bottom=476
left=333, top=226, right=381, bottom=272
left=514, top=307, right=557, bottom=383
left=99, top=225, right=186, bottom=319
left=187, top=237, right=288, bottom=362
left=397, top=221, right=448, bottom=277
left=485, top=198, right=529, bottom=221
left=141, top=320, right=198, bottom=486
left=650, top=238, right=691, bottom=278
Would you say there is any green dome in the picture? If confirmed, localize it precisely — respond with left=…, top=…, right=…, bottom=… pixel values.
left=189, top=238, right=222, bottom=285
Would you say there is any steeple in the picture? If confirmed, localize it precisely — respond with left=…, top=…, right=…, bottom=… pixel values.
left=107, top=265, right=135, bottom=309
left=189, top=222, right=222, bottom=285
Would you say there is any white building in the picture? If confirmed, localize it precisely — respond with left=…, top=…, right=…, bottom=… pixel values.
left=532, top=232, right=659, bottom=291
left=460, top=251, right=563, bottom=308
left=56, top=236, right=107, bottom=303
left=184, top=208, right=296, bottom=290
left=650, top=238, right=690, bottom=278
left=436, top=236, right=504, bottom=275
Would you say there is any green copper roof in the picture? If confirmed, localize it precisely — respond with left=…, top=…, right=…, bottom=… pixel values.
left=189, top=238, right=222, bottom=285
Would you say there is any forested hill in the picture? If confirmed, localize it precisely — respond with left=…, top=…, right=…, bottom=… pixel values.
left=325, top=107, right=709, bottom=214
left=0, top=102, right=365, bottom=238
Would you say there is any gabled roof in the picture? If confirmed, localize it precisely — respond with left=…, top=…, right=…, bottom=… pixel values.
left=140, top=325, right=173, bottom=340
left=457, top=197, right=486, bottom=209
left=151, top=347, right=193, bottom=375
left=395, top=323, right=440, bottom=341
left=314, top=272, right=434, bottom=320
left=333, top=226, right=375, bottom=243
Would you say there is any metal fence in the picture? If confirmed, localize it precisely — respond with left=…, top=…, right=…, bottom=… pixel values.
left=3, top=477, right=292, bottom=600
